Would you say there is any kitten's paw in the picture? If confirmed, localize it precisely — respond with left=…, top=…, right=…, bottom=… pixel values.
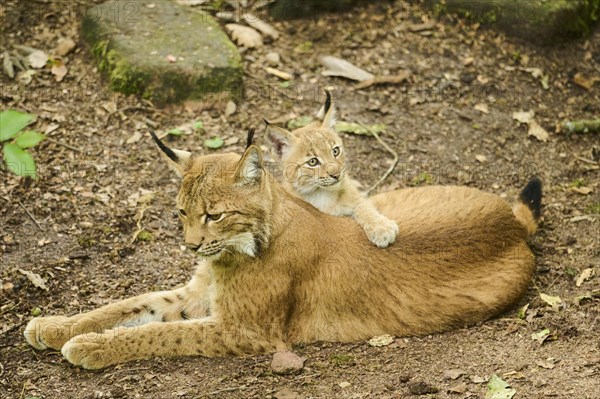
left=24, top=316, right=73, bottom=350
left=364, top=218, right=399, bottom=248
left=62, top=332, right=119, bottom=370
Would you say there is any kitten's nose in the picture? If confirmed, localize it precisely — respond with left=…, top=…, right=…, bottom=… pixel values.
left=185, top=243, right=201, bottom=251
left=329, top=172, right=340, bottom=180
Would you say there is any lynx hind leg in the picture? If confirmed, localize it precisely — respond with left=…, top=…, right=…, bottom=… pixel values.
left=24, top=285, right=210, bottom=351
left=353, top=200, right=399, bottom=248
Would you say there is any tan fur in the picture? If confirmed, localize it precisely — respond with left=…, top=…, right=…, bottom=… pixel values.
left=512, top=203, right=538, bottom=235
left=265, top=94, right=398, bottom=247
left=24, top=145, right=537, bottom=370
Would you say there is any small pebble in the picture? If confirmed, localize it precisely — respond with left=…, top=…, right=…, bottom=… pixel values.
left=265, top=52, right=280, bottom=66
left=271, top=351, right=304, bottom=375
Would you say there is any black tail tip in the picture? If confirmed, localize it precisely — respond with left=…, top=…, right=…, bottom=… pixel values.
left=519, top=177, right=542, bottom=219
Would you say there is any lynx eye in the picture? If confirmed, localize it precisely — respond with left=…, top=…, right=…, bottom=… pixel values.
left=178, top=209, right=187, bottom=218
left=205, top=213, right=225, bottom=223
left=306, top=158, right=320, bottom=167
left=332, top=146, right=341, bottom=157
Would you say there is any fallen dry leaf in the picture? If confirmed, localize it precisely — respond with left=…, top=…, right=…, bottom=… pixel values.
left=3, top=51, right=14, bottom=78
left=540, top=293, right=562, bottom=307
left=224, top=100, right=236, bottom=117
left=226, top=24, right=263, bottom=48
left=408, top=20, right=436, bottom=32
left=18, top=268, right=49, bottom=291
left=536, top=358, right=556, bottom=369
left=474, top=103, right=489, bottom=114
left=126, top=131, right=142, bottom=144
left=476, top=154, right=487, bottom=163
left=486, top=374, right=515, bottom=399
left=321, top=55, right=374, bottom=82
left=55, top=38, right=76, bottom=56
left=443, top=369, right=465, bottom=380
left=448, top=382, right=468, bottom=394
left=17, top=70, right=35, bottom=85
left=512, top=110, right=535, bottom=124
left=570, top=186, right=593, bottom=195
left=368, top=334, right=394, bottom=347
left=576, top=268, right=595, bottom=287
left=51, top=60, right=67, bottom=82
left=28, top=50, right=48, bottom=69
left=528, top=121, right=549, bottom=142
left=243, top=13, right=279, bottom=39
left=573, top=73, right=599, bottom=90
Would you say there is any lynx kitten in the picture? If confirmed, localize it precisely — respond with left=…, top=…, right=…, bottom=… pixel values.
left=265, top=90, right=399, bottom=248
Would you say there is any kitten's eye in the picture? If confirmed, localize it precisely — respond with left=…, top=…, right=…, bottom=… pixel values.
left=306, top=158, right=320, bottom=167
left=178, top=209, right=187, bottom=218
left=205, top=213, right=224, bottom=223
left=332, top=146, right=341, bottom=157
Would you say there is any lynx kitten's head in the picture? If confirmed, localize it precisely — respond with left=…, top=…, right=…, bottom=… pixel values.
left=265, top=90, right=346, bottom=195
left=150, top=129, right=272, bottom=262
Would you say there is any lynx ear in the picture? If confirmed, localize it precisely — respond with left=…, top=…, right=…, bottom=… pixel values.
left=264, top=119, right=295, bottom=159
left=149, top=129, right=191, bottom=177
left=316, top=89, right=336, bottom=130
left=235, top=145, right=263, bottom=186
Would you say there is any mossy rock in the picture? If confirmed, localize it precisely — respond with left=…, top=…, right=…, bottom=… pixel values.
left=82, top=1, right=242, bottom=104
left=425, top=0, right=600, bottom=44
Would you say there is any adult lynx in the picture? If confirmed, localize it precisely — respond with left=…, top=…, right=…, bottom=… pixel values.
left=24, top=130, right=541, bottom=369
left=265, top=90, right=398, bottom=247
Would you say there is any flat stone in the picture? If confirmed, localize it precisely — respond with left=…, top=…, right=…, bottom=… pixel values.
left=424, top=0, right=600, bottom=44
left=271, top=351, right=304, bottom=375
left=82, top=0, right=242, bottom=104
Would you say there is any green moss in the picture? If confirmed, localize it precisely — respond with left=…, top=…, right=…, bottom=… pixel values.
left=81, top=1, right=242, bottom=103
left=137, top=230, right=153, bottom=242
left=586, top=202, right=600, bottom=214
left=570, top=178, right=585, bottom=188
left=425, top=0, right=600, bottom=44
left=329, top=354, right=355, bottom=366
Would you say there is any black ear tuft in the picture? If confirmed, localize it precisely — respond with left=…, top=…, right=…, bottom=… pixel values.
left=519, top=177, right=543, bottom=219
left=149, top=128, right=178, bottom=163
left=323, top=89, right=332, bottom=115
left=246, top=128, right=256, bottom=150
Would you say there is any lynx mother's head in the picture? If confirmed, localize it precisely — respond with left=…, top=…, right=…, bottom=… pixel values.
left=150, top=129, right=273, bottom=264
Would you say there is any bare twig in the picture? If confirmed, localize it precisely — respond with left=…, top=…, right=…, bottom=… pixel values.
left=45, top=137, right=83, bottom=153
left=577, top=156, right=599, bottom=165
left=0, top=300, right=21, bottom=316
left=354, top=71, right=411, bottom=90
left=18, top=200, right=43, bottom=231
left=358, top=123, right=399, bottom=195
left=129, top=205, right=149, bottom=244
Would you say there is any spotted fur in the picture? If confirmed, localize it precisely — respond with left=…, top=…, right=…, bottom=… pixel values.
left=24, top=140, right=540, bottom=369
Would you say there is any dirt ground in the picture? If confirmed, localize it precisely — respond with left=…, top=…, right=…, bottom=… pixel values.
left=1, top=0, right=599, bottom=398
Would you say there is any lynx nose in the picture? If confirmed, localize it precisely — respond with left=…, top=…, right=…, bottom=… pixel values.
left=329, top=172, right=340, bottom=180
left=185, top=243, right=201, bottom=252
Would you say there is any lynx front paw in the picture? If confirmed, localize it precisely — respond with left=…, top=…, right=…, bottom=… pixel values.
left=363, top=218, right=399, bottom=248
left=24, top=316, right=73, bottom=350
left=62, top=332, right=120, bottom=370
